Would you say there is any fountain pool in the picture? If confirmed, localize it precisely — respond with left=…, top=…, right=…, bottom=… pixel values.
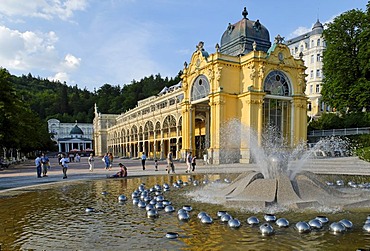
left=0, top=174, right=370, bottom=250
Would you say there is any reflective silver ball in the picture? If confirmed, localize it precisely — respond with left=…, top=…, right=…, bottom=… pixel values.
left=177, top=209, right=187, bottom=215
left=145, top=204, right=154, bottom=211
left=228, top=218, right=241, bottom=228
left=198, top=212, right=209, bottom=219
left=154, top=184, right=162, bottom=191
left=183, top=205, right=192, bottom=212
left=138, top=184, right=145, bottom=191
left=259, top=223, right=274, bottom=236
left=308, top=219, right=323, bottom=229
left=264, top=214, right=277, bottom=222
left=247, top=216, right=260, bottom=225
left=336, top=180, right=344, bottom=186
left=339, top=219, right=353, bottom=229
left=365, top=219, right=370, bottom=224
left=131, top=191, right=139, bottom=199
left=101, top=191, right=108, bottom=195
left=178, top=212, right=190, bottom=221
left=137, top=200, right=146, bottom=208
left=177, top=180, right=183, bottom=185
left=132, top=198, right=140, bottom=205
left=85, top=207, right=95, bottom=213
left=276, top=218, right=289, bottom=228
left=156, top=195, right=164, bottom=202
left=144, top=196, right=152, bottom=203
left=201, top=215, right=213, bottom=224
left=217, top=211, right=227, bottom=218
left=164, top=205, right=175, bottom=213
left=193, top=180, right=199, bottom=186
left=220, top=213, right=232, bottom=223
left=155, top=202, right=165, bottom=210
left=363, top=223, right=370, bottom=232
left=165, top=232, right=179, bottom=239
left=315, top=216, right=329, bottom=224
left=149, top=199, right=157, bottom=205
left=163, top=183, right=170, bottom=189
left=147, top=209, right=158, bottom=218
left=163, top=200, right=171, bottom=206
left=295, top=221, right=311, bottom=233
left=329, top=222, right=346, bottom=233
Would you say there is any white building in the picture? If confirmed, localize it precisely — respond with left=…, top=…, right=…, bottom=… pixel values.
left=47, top=119, right=94, bottom=154
left=287, top=19, right=330, bottom=119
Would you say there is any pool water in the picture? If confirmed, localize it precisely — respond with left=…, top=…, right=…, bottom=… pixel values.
left=0, top=174, right=370, bottom=250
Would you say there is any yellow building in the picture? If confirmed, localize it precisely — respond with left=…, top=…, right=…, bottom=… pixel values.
left=93, top=8, right=307, bottom=164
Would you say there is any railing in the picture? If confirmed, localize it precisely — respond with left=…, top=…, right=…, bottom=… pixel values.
left=308, top=127, right=370, bottom=137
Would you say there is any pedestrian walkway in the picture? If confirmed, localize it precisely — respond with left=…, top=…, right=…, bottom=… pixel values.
left=0, top=156, right=369, bottom=195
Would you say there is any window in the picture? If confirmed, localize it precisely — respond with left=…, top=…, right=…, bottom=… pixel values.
left=311, top=55, right=314, bottom=63
left=263, top=71, right=291, bottom=96
left=300, top=45, right=304, bottom=52
left=310, top=70, right=313, bottom=78
left=316, top=69, right=320, bottom=77
left=305, top=42, right=308, bottom=49
left=307, top=103, right=312, bottom=111
left=311, top=40, right=314, bottom=48
left=295, top=47, right=298, bottom=53
left=316, top=84, right=320, bottom=93
left=310, top=85, right=313, bottom=94
left=191, top=75, right=210, bottom=101
left=317, top=39, right=321, bottom=46
left=316, top=54, right=321, bottom=62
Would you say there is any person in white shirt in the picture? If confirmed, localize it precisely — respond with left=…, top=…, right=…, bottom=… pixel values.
left=59, top=154, right=69, bottom=179
left=88, top=153, right=94, bottom=172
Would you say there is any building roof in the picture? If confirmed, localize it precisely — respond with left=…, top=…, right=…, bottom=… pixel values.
left=220, top=7, right=271, bottom=56
left=70, top=124, right=84, bottom=135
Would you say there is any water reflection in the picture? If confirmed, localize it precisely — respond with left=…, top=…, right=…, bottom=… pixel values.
left=0, top=174, right=369, bottom=250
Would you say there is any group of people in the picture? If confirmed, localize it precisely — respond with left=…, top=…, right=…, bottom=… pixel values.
left=35, top=150, right=198, bottom=179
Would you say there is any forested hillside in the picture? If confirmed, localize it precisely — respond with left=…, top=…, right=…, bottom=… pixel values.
left=0, top=67, right=181, bottom=154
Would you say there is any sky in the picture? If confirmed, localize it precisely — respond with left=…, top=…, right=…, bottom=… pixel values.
left=0, top=0, right=368, bottom=91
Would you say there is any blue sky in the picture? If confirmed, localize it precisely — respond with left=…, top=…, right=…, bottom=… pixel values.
left=0, top=0, right=368, bottom=91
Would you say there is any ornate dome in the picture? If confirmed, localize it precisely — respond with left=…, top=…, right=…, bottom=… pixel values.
left=311, top=19, right=324, bottom=35
left=70, top=124, right=84, bottom=135
left=220, top=7, right=271, bottom=56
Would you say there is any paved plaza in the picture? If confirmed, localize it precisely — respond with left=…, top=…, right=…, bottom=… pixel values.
left=1, top=156, right=370, bottom=196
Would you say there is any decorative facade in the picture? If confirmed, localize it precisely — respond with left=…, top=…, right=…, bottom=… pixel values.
left=286, top=20, right=329, bottom=119
left=48, top=119, right=93, bottom=153
left=93, top=8, right=308, bottom=164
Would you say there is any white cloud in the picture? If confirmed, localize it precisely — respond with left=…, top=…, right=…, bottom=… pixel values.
left=49, top=71, right=70, bottom=83
left=0, top=25, right=80, bottom=80
left=288, top=26, right=311, bottom=39
left=0, top=0, right=88, bottom=21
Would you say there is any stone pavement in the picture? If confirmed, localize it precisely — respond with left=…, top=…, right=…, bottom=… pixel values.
left=0, top=156, right=369, bottom=195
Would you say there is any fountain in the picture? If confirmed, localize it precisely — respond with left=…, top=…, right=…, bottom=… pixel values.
left=213, top=120, right=370, bottom=209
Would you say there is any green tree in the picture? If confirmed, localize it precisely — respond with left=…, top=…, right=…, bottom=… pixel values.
left=321, top=8, right=370, bottom=113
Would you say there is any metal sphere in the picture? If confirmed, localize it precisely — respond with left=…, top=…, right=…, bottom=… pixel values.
left=247, top=216, right=260, bottom=225
left=183, top=205, right=193, bottom=212
left=336, top=180, right=344, bottom=186
left=173, top=183, right=180, bottom=188
left=132, top=198, right=140, bottom=205
left=156, top=195, right=165, bottom=202
left=155, top=191, right=162, bottom=196
left=118, top=195, right=127, bottom=202
left=85, top=207, right=95, bottom=213
left=138, top=184, right=145, bottom=191
left=365, top=219, right=370, bottom=224
left=143, top=196, right=152, bottom=203
left=178, top=212, right=190, bottom=221
left=165, top=232, right=179, bottom=239
left=363, top=223, right=370, bottom=232
left=224, top=178, right=231, bottom=183
left=163, top=200, right=171, bottom=206
left=177, top=208, right=187, bottom=215
left=183, top=182, right=189, bottom=186
left=329, top=222, right=346, bottom=233
left=147, top=209, right=159, bottom=218
left=101, top=191, right=108, bottom=195
left=228, top=218, right=241, bottom=228
left=217, top=211, right=227, bottom=218
left=198, top=212, right=209, bottom=219
left=177, top=180, right=183, bottom=185
left=155, top=202, right=165, bottom=210
left=308, top=219, right=323, bottom=229
left=163, top=183, right=170, bottom=189
left=164, top=205, right=175, bottom=213
left=131, top=191, right=139, bottom=199
left=193, top=180, right=199, bottom=186
left=367, top=215, right=370, bottom=220
left=264, top=214, right=277, bottom=222
left=295, top=221, right=311, bottom=233
left=339, top=219, right=353, bottom=229
left=201, top=215, right=213, bottom=224
left=154, top=184, right=162, bottom=191
left=276, top=218, right=289, bottom=228
left=149, top=199, right=157, bottom=205
left=202, top=180, right=209, bottom=185
left=137, top=200, right=147, bottom=208
left=259, top=223, right=274, bottom=236
left=315, top=216, right=329, bottom=224
left=220, top=213, right=233, bottom=223
left=163, top=187, right=171, bottom=192
left=145, top=204, right=154, bottom=211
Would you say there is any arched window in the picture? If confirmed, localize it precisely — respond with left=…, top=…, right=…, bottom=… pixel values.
left=191, top=75, right=210, bottom=101
left=264, top=71, right=291, bottom=96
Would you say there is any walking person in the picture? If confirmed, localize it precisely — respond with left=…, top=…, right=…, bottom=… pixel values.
left=191, top=154, right=197, bottom=172
left=88, top=153, right=94, bottom=172
left=141, top=152, right=147, bottom=170
left=186, top=151, right=192, bottom=173
left=103, top=153, right=110, bottom=170
left=59, top=154, right=69, bottom=179
left=154, top=159, right=158, bottom=171
left=35, top=154, right=42, bottom=178
left=41, top=153, right=50, bottom=177
left=108, top=152, right=113, bottom=171
left=166, top=151, right=175, bottom=174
